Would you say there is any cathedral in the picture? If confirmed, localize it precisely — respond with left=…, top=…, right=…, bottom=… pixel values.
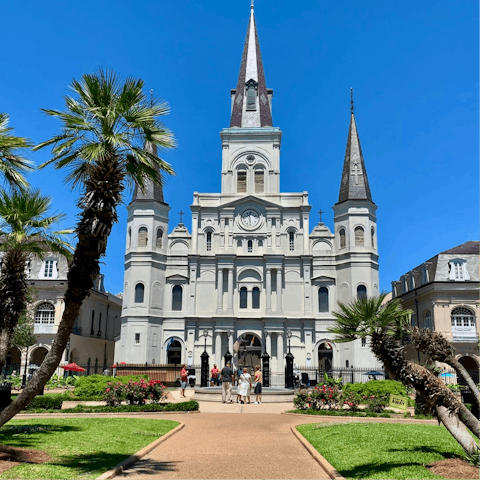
left=115, top=4, right=382, bottom=385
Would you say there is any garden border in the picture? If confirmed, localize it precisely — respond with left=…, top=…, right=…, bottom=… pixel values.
left=95, top=421, right=185, bottom=480
left=281, top=411, right=438, bottom=424
left=291, top=426, right=346, bottom=480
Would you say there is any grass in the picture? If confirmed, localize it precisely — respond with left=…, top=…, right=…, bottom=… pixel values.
left=0, top=418, right=179, bottom=479
left=296, top=422, right=471, bottom=479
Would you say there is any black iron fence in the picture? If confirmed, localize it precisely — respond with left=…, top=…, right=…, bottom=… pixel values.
left=293, top=367, right=391, bottom=387
left=114, top=364, right=201, bottom=386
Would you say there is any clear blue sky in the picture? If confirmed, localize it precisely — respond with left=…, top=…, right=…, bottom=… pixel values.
left=1, top=0, right=478, bottom=295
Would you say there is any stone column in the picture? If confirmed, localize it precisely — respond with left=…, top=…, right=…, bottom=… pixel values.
left=277, top=332, right=284, bottom=387
left=266, top=268, right=272, bottom=313
left=276, top=269, right=283, bottom=313
left=216, top=268, right=224, bottom=313
left=228, top=333, right=234, bottom=356
left=220, top=218, right=225, bottom=248
left=215, top=331, right=222, bottom=367
left=247, top=289, right=253, bottom=310
left=191, top=214, right=199, bottom=252
left=265, top=331, right=271, bottom=355
left=227, top=268, right=234, bottom=314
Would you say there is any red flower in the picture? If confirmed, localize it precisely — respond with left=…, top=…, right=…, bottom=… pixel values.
left=329, top=394, right=332, bottom=399
left=106, top=388, right=110, bottom=393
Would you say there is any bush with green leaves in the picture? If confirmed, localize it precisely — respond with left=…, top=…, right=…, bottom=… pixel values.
left=342, top=379, right=406, bottom=399
left=73, top=374, right=148, bottom=399
left=24, top=394, right=63, bottom=410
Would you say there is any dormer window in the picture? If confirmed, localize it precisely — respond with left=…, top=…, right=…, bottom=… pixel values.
left=40, top=258, right=58, bottom=279
left=449, top=259, right=470, bottom=281
left=245, top=79, right=258, bottom=111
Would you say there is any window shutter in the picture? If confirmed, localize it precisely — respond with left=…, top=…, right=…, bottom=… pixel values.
left=246, top=87, right=256, bottom=111
left=237, top=171, right=247, bottom=193
left=255, top=170, right=264, bottom=193
left=138, top=227, right=148, bottom=247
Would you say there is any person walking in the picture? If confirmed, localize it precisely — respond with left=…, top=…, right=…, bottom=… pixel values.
left=180, top=364, right=188, bottom=398
left=238, top=367, right=251, bottom=404
left=254, top=365, right=263, bottom=404
left=210, top=364, right=220, bottom=386
left=221, top=362, right=234, bottom=403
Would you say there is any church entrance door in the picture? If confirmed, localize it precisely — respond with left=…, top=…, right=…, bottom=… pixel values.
left=236, top=334, right=261, bottom=372
left=167, top=339, right=182, bottom=365
left=318, top=342, right=333, bottom=371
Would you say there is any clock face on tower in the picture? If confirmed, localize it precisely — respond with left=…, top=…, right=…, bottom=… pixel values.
left=241, top=209, right=260, bottom=228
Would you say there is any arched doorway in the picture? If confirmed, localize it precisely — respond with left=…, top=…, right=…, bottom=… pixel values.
left=5, top=347, right=21, bottom=376
left=318, top=342, right=333, bottom=371
left=457, top=356, right=479, bottom=385
left=236, top=333, right=262, bottom=370
left=167, top=339, right=182, bottom=365
left=31, top=347, right=48, bottom=367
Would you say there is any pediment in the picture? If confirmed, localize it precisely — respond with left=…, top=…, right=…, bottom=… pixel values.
left=219, top=195, right=281, bottom=209
left=311, top=275, right=336, bottom=283
left=166, top=274, right=189, bottom=281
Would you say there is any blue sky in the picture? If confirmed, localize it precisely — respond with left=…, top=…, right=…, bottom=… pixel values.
left=1, top=0, right=478, bottom=295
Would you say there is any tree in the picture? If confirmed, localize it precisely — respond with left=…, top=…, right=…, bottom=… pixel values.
left=0, top=189, right=72, bottom=376
left=328, top=294, right=479, bottom=458
left=0, top=69, right=176, bottom=426
left=410, top=327, right=480, bottom=411
left=0, top=113, right=33, bottom=191
left=12, top=289, right=38, bottom=386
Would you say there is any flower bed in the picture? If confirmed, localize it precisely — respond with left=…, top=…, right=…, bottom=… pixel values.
left=104, top=379, right=167, bottom=406
left=289, top=408, right=392, bottom=418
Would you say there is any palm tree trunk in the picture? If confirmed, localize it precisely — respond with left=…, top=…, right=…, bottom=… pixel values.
left=446, top=356, right=480, bottom=411
left=0, top=248, right=28, bottom=377
left=371, top=331, right=479, bottom=439
left=0, top=159, right=123, bottom=427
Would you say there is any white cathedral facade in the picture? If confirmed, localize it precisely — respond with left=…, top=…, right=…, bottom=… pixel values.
left=115, top=5, right=382, bottom=384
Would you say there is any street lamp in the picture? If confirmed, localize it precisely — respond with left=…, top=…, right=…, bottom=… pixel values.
left=285, top=330, right=294, bottom=389
left=224, top=329, right=232, bottom=366
left=203, top=329, right=208, bottom=352
left=201, top=329, right=209, bottom=388
left=287, top=329, right=292, bottom=353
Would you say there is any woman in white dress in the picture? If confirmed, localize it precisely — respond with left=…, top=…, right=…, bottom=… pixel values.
left=238, top=367, right=251, bottom=404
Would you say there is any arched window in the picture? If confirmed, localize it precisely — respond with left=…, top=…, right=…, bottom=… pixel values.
left=252, top=287, right=260, bottom=309
left=128, top=228, right=132, bottom=248
left=361, top=337, right=367, bottom=347
left=371, top=227, right=375, bottom=248
left=423, top=310, right=433, bottom=330
left=237, top=170, right=247, bottom=193
left=289, top=231, right=295, bottom=251
left=134, top=283, right=145, bottom=303
left=34, top=303, right=55, bottom=324
left=239, top=287, right=247, bottom=309
left=339, top=229, right=346, bottom=249
left=206, top=232, right=212, bottom=251
left=156, top=229, right=163, bottom=248
left=247, top=240, right=253, bottom=253
left=254, top=170, right=264, bottom=193
left=346, top=360, right=349, bottom=368
left=138, top=227, right=148, bottom=247
left=172, top=286, right=183, bottom=311
left=451, top=307, right=475, bottom=328
left=357, top=285, right=367, bottom=299
left=355, top=226, right=364, bottom=246
left=318, top=287, right=329, bottom=313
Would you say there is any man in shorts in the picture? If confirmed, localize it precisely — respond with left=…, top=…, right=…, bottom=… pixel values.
left=180, top=364, right=188, bottom=398
left=221, top=362, right=234, bottom=403
left=254, top=365, right=263, bottom=404
left=210, top=364, right=220, bottom=386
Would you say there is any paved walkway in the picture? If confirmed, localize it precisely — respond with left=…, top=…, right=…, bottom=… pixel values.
left=119, top=413, right=330, bottom=479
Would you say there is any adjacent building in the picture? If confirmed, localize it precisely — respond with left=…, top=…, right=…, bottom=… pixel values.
left=116, top=4, right=382, bottom=384
left=3, top=252, right=122, bottom=377
left=391, top=241, right=479, bottom=382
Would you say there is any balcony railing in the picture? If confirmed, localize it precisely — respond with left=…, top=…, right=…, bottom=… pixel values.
left=34, top=324, right=55, bottom=334
left=452, top=335, right=479, bottom=343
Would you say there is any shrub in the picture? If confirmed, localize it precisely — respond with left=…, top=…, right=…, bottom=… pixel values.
left=365, top=395, right=387, bottom=413
left=148, top=380, right=167, bottom=404
left=310, top=385, right=341, bottom=410
left=104, top=382, right=125, bottom=406
left=446, top=384, right=462, bottom=393
left=124, top=379, right=150, bottom=405
left=293, top=389, right=310, bottom=410
left=342, top=390, right=361, bottom=412
left=24, top=394, right=63, bottom=411
left=73, top=374, right=148, bottom=399
left=343, top=380, right=406, bottom=398
left=61, top=400, right=199, bottom=414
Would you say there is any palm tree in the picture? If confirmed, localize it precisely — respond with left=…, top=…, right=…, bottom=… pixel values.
left=0, top=189, right=72, bottom=375
left=0, top=113, right=33, bottom=190
left=0, top=69, right=175, bottom=426
left=410, top=327, right=480, bottom=411
left=328, top=294, right=479, bottom=457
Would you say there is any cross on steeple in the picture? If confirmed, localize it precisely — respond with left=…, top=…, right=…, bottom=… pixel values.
left=317, top=209, right=324, bottom=223
left=178, top=210, right=185, bottom=224
left=350, top=87, right=354, bottom=115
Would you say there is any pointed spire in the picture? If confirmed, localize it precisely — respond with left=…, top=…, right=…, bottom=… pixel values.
left=337, top=92, right=373, bottom=204
left=230, top=4, right=273, bottom=128
left=132, top=141, right=166, bottom=204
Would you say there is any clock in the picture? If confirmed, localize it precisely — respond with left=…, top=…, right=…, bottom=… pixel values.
left=241, top=209, right=260, bottom=228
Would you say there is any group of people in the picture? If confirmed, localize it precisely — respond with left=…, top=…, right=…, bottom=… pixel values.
left=220, top=363, right=263, bottom=404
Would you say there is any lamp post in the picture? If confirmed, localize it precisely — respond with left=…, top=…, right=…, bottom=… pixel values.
left=285, top=329, right=294, bottom=389
left=200, top=329, right=209, bottom=388
left=224, top=329, right=232, bottom=366
left=261, top=331, right=270, bottom=387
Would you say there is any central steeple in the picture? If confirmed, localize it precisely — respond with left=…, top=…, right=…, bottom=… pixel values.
left=230, top=3, right=273, bottom=128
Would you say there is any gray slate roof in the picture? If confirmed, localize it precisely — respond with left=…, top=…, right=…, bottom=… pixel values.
left=440, top=241, right=479, bottom=255
left=230, top=6, right=273, bottom=128
left=337, top=113, right=373, bottom=204
left=132, top=141, right=166, bottom=204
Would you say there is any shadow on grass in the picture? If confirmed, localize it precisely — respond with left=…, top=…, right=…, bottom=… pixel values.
left=340, top=461, right=432, bottom=479
left=50, top=452, right=180, bottom=476
left=388, top=445, right=460, bottom=458
left=0, top=424, right=81, bottom=448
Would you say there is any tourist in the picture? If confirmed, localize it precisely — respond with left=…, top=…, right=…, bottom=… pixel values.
left=210, top=364, right=220, bottom=386
left=221, top=362, right=234, bottom=403
left=238, top=367, right=251, bottom=404
left=254, top=365, right=262, bottom=404
left=180, top=364, right=188, bottom=398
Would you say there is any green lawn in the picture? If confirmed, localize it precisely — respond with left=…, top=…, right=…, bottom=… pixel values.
left=296, top=422, right=471, bottom=479
left=0, top=418, right=179, bottom=479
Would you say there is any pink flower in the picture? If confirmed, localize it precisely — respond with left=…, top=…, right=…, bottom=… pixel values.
left=329, top=394, right=332, bottom=399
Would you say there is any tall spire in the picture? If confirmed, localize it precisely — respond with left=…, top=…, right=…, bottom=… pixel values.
left=132, top=141, right=166, bottom=204
left=230, top=4, right=273, bottom=128
left=337, top=91, right=373, bottom=204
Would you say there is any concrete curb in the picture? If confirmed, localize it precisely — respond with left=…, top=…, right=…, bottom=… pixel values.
left=16, top=411, right=199, bottom=418
left=281, top=412, right=438, bottom=424
left=290, top=426, right=346, bottom=480
left=95, top=422, right=185, bottom=480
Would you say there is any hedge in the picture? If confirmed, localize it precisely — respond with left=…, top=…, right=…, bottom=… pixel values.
left=24, top=394, right=64, bottom=411
left=72, top=374, right=149, bottom=399
left=289, top=408, right=391, bottom=418
left=342, top=380, right=407, bottom=398
left=56, top=400, right=199, bottom=414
